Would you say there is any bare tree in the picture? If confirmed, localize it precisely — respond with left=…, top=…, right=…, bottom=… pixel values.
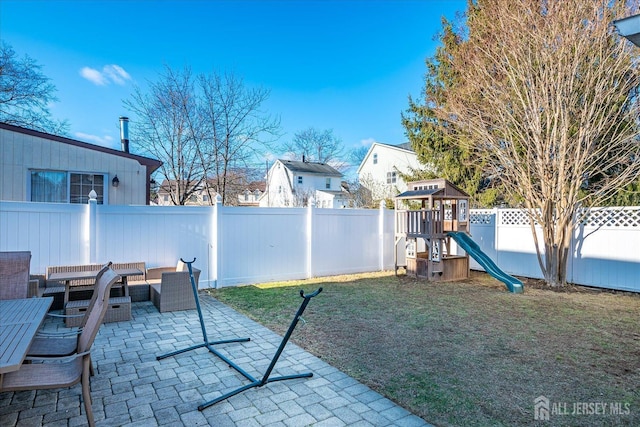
left=198, top=72, right=280, bottom=205
left=124, top=65, right=205, bottom=205
left=434, top=0, right=640, bottom=286
left=125, top=67, right=277, bottom=206
left=207, top=167, right=264, bottom=206
left=349, top=145, right=369, bottom=168
left=0, top=42, right=68, bottom=134
left=345, top=178, right=376, bottom=208
left=282, top=127, right=346, bottom=169
left=357, top=172, right=396, bottom=207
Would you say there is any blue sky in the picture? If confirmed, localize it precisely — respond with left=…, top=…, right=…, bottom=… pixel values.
left=0, top=0, right=466, bottom=170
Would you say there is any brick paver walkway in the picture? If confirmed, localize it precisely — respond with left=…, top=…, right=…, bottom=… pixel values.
left=0, top=295, right=432, bottom=426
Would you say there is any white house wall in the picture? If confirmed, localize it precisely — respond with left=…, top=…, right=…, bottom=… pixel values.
left=261, top=163, right=293, bottom=207
left=262, top=161, right=341, bottom=207
left=0, top=127, right=149, bottom=205
left=358, top=143, right=422, bottom=200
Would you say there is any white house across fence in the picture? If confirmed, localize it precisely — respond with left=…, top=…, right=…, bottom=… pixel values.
left=1, top=200, right=638, bottom=292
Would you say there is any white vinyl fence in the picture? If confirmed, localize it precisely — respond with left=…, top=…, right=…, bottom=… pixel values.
left=0, top=200, right=395, bottom=288
left=1, top=200, right=639, bottom=292
left=468, top=208, right=640, bottom=292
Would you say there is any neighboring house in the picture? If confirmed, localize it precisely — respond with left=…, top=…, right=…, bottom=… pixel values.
left=357, top=142, right=422, bottom=202
left=0, top=122, right=162, bottom=205
left=156, top=177, right=265, bottom=207
left=259, top=159, right=349, bottom=208
left=155, top=179, right=217, bottom=206
left=237, top=181, right=265, bottom=207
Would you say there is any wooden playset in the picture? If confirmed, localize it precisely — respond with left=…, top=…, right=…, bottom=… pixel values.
left=394, top=178, right=471, bottom=281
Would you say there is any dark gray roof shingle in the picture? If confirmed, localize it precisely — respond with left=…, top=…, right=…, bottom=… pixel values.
left=280, top=160, right=342, bottom=177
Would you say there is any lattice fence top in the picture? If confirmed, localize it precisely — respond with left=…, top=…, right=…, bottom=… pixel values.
left=500, top=210, right=532, bottom=226
left=579, top=207, right=640, bottom=227
left=470, top=210, right=493, bottom=224
left=468, top=207, right=640, bottom=227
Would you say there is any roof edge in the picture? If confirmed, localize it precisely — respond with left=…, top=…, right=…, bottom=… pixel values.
left=0, top=122, right=162, bottom=173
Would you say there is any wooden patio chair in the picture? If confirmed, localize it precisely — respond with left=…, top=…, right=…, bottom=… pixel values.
left=0, top=251, right=38, bottom=300
left=0, top=267, right=120, bottom=427
left=27, top=263, right=113, bottom=359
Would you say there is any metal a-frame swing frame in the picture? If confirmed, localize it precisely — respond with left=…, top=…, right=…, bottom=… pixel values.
left=156, top=258, right=323, bottom=411
left=198, top=285, right=322, bottom=410
left=156, top=258, right=250, bottom=368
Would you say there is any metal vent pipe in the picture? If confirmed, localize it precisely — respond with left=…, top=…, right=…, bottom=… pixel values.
left=119, top=116, right=130, bottom=153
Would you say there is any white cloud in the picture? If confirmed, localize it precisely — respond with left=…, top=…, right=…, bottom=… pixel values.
left=80, top=64, right=131, bottom=86
left=75, top=132, right=114, bottom=146
left=80, top=67, right=107, bottom=85
left=103, top=64, right=131, bottom=85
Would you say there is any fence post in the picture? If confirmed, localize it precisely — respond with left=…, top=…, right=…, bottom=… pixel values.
left=210, top=194, right=222, bottom=289
left=87, top=190, right=97, bottom=264
left=379, top=200, right=386, bottom=271
left=493, top=207, right=499, bottom=267
left=306, top=199, right=315, bottom=279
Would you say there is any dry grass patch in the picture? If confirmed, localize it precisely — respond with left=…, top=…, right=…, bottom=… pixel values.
left=208, top=271, right=640, bottom=426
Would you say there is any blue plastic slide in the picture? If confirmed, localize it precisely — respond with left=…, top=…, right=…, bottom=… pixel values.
left=447, top=231, right=524, bottom=294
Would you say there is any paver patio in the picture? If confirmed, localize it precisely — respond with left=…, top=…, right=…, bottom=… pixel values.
left=0, top=294, right=431, bottom=426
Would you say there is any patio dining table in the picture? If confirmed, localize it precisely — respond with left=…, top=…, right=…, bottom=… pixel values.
left=48, top=267, right=142, bottom=306
left=0, top=297, right=53, bottom=374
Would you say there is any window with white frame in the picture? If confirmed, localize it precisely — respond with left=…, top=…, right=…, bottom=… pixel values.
left=373, top=153, right=378, bottom=164
left=297, top=176, right=303, bottom=185
left=325, top=178, right=331, bottom=189
left=30, top=170, right=105, bottom=204
left=386, top=171, right=397, bottom=185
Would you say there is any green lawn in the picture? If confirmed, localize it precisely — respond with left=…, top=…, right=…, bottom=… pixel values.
left=208, top=271, right=640, bottom=426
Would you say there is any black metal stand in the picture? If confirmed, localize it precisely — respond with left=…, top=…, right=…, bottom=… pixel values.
left=156, top=258, right=251, bottom=372
left=198, top=287, right=323, bottom=411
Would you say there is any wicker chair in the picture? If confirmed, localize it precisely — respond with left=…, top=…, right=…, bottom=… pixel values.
left=146, top=259, right=200, bottom=284
left=0, top=266, right=120, bottom=427
left=150, top=269, right=200, bottom=313
left=0, top=251, right=38, bottom=300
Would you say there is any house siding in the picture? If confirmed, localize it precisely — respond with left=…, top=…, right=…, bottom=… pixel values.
left=358, top=142, right=422, bottom=201
left=0, top=124, right=160, bottom=205
left=260, top=160, right=345, bottom=207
